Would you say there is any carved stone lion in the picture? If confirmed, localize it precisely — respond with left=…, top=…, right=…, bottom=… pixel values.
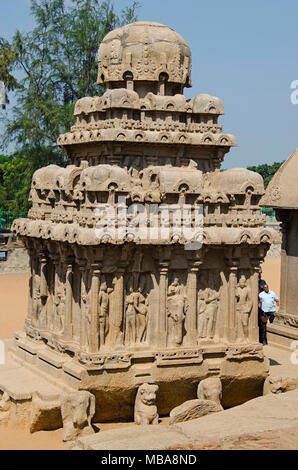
left=134, top=383, right=159, bottom=425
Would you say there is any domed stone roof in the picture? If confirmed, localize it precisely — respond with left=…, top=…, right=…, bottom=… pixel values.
left=262, top=148, right=298, bottom=209
left=213, top=168, right=264, bottom=194
left=97, top=21, right=192, bottom=87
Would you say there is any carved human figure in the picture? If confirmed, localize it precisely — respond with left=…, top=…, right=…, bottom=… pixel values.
left=144, top=173, right=161, bottom=203
left=198, top=273, right=219, bottom=340
left=204, top=287, right=219, bottom=339
left=39, top=273, right=49, bottom=330
left=82, top=290, right=91, bottom=350
left=130, top=168, right=144, bottom=202
left=98, top=282, right=110, bottom=348
left=54, top=283, right=65, bottom=334
left=134, top=383, right=159, bottom=425
left=32, top=274, right=41, bottom=325
left=61, top=391, right=95, bottom=442
left=235, top=275, right=253, bottom=342
left=197, top=377, right=223, bottom=410
left=167, top=277, right=186, bottom=347
left=197, top=287, right=207, bottom=338
left=134, top=287, right=148, bottom=343
left=125, top=287, right=137, bottom=345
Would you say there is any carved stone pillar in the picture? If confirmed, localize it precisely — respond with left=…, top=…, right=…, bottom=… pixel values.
left=37, top=250, right=48, bottom=330
left=249, top=261, right=260, bottom=342
left=47, top=253, right=58, bottom=332
left=78, top=261, right=87, bottom=350
left=186, top=262, right=201, bottom=346
left=31, top=251, right=40, bottom=326
left=53, top=257, right=60, bottom=334
left=90, top=264, right=101, bottom=353
left=64, top=258, right=74, bottom=341
left=279, top=216, right=289, bottom=315
left=27, top=248, right=35, bottom=322
left=158, top=262, right=168, bottom=348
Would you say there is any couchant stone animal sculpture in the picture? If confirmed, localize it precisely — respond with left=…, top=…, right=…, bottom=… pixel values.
left=61, top=391, right=95, bottom=442
left=169, top=377, right=223, bottom=424
left=197, top=377, right=223, bottom=410
left=134, top=383, right=159, bottom=425
left=0, top=392, right=11, bottom=424
left=0, top=391, right=10, bottom=412
left=263, top=376, right=298, bottom=395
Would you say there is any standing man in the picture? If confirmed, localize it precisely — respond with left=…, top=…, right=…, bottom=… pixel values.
left=259, top=284, right=279, bottom=324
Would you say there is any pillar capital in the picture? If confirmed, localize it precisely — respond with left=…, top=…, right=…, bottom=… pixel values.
left=158, top=261, right=169, bottom=273
left=225, top=259, right=239, bottom=270
left=90, top=263, right=102, bottom=275
left=188, top=260, right=202, bottom=272
left=77, top=259, right=87, bottom=271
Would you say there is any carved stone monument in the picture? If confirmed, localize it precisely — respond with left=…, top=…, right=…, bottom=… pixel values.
left=0, top=21, right=278, bottom=429
left=262, top=148, right=298, bottom=348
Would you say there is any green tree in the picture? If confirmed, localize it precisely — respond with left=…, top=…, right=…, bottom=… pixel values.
left=0, top=153, right=31, bottom=212
left=0, top=0, right=139, bottom=212
left=247, top=161, right=284, bottom=189
left=0, top=38, right=19, bottom=92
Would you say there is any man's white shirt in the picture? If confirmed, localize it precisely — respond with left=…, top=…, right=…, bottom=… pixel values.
left=259, top=290, right=278, bottom=312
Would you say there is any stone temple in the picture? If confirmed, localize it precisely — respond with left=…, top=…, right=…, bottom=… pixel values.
left=262, top=148, right=298, bottom=348
left=1, top=22, right=278, bottom=428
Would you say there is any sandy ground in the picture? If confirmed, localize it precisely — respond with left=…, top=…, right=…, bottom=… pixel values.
left=0, top=272, right=30, bottom=339
left=0, top=426, right=66, bottom=450
left=0, top=257, right=282, bottom=450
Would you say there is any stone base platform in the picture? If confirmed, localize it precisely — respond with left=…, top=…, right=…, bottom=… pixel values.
left=267, top=323, right=298, bottom=350
left=75, top=388, right=298, bottom=450
left=0, top=332, right=270, bottom=430
left=0, top=338, right=73, bottom=432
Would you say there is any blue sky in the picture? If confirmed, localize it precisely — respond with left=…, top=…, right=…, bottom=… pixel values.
left=1, top=0, right=298, bottom=169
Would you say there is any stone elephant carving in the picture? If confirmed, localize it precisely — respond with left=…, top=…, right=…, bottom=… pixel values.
left=61, top=391, right=96, bottom=442
left=80, top=164, right=130, bottom=192
left=197, top=377, right=223, bottom=410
